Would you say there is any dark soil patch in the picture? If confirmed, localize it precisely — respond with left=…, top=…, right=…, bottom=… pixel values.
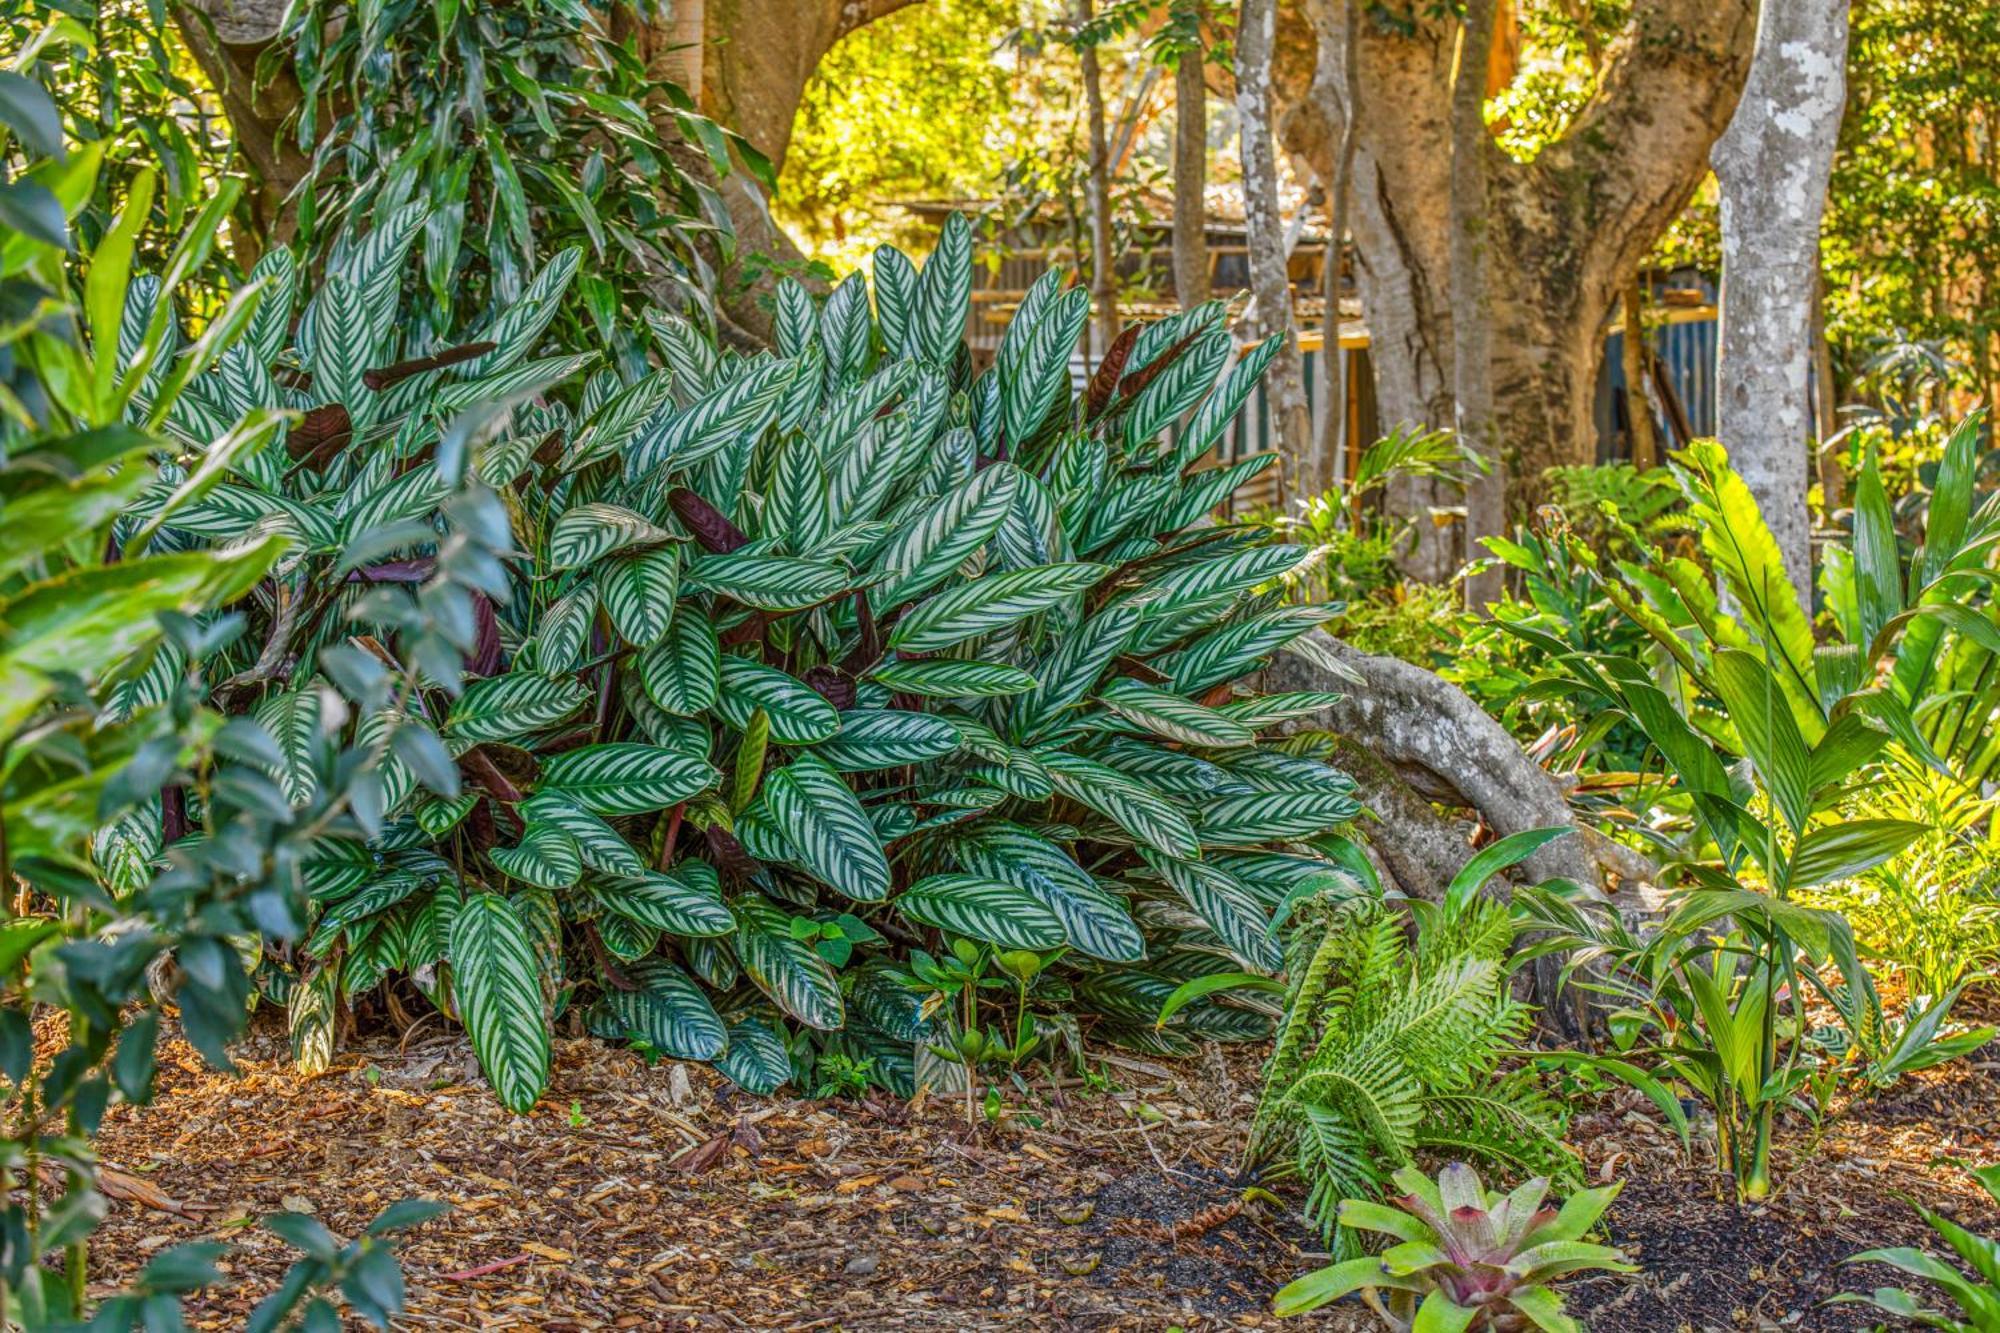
left=1069, top=1165, right=1323, bottom=1315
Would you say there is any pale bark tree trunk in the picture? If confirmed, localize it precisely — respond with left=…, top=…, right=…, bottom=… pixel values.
left=1172, top=10, right=1211, bottom=310
left=1238, top=0, right=1313, bottom=499
left=1310, top=0, right=1359, bottom=473
left=1711, top=0, right=1849, bottom=606
left=1622, top=273, right=1659, bottom=470
left=1450, top=0, right=1503, bottom=606
left=1271, top=0, right=1755, bottom=579
left=1076, top=0, right=1121, bottom=354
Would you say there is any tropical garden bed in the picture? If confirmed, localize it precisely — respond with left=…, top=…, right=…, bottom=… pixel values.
left=83, top=1013, right=1997, bottom=1330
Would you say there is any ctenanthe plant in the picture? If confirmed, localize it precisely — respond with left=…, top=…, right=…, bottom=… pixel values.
left=131, top=207, right=1369, bottom=1110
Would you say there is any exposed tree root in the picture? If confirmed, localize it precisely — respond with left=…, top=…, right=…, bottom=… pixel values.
left=1260, top=632, right=1654, bottom=1036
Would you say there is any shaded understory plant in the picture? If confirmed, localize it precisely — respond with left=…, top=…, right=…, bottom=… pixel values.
left=1, top=84, right=441, bottom=1330
left=1273, top=1162, right=1631, bottom=1331
left=1834, top=1163, right=2000, bottom=1331
left=134, top=203, right=1367, bottom=1109
left=1247, top=836, right=1580, bottom=1255
left=1513, top=425, right=2000, bottom=1199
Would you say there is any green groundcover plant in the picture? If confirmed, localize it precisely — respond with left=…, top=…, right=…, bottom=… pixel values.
left=132, top=207, right=1365, bottom=1109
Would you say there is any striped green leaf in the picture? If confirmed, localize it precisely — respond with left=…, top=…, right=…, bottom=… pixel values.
left=639, top=610, right=720, bottom=715
left=560, top=370, right=676, bottom=471
left=596, top=911, right=660, bottom=961
left=519, top=791, right=647, bottom=875
left=1143, top=851, right=1281, bottom=971
left=628, top=355, right=793, bottom=477
left=684, top=552, right=848, bottom=611
left=871, top=464, right=1021, bottom=607
left=603, top=961, right=727, bottom=1060
left=1198, top=788, right=1361, bottom=845
left=445, top=673, right=591, bottom=743
left=717, top=1017, right=791, bottom=1093
left=868, top=658, right=1039, bottom=698
left=550, top=503, right=674, bottom=570
left=538, top=743, right=719, bottom=815
left=601, top=546, right=680, bottom=647
left=1041, top=751, right=1199, bottom=857
left=812, top=710, right=962, bottom=771
left=733, top=894, right=844, bottom=1030
left=1098, top=680, right=1255, bottom=748
left=763, top=753, right=891, bottom=901
left=491, top=824, right=583, bottom=890
left=529, top=583, right=597, bottom=676
left=954, top=823, right=1145, bottom=962
left=873, top=244, right=918, bottom=358
left=997, top=275, right=1090, bottom=445
left=448, top=894, right=551, bottom=1113
left=914, top=212, right=971, bottom=364
left=890, top=562, right=1105, bottom=653
left=432, top=352, right=597, bottom=412
left=715, top=656, right=840, bottom=744
left=592, top=871, right=734, bottom=937
left=1174, top=334, right=1284, bottom=469
left=1122, top=326, right=1230, bottom=448
left=895, top=874, right=1066, bottom=950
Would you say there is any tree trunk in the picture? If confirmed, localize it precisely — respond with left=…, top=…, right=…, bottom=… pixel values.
left=1076, top=0, right=1121, bottom=355
left=1238, top=0, right=1313, bottom=500
left=1450, top=0, right=1503, bottom=607
left=1711, top=0, right=1849, bottom=607
left=1273, top=0, right=1755, bottom=579
left=1171, top=12, right=1211, bottom=310
left=1312, top=0, right=1359, bottom=476
left=1622, top=272, right=1659, bottom=470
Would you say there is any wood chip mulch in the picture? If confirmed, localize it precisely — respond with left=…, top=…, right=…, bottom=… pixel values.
left=77, top=1014, right=2000, bottom=1331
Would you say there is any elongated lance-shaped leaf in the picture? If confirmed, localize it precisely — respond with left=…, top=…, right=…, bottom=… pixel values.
left=811, top=709, right=962, bottom=771
left=914, top=212, right=971, bottom=365
left=868, top=658, right=1039, bottom=698
left=639, top=609, right=720, bottom=715
left=889, top=562, right=1106, bottom=653
left=537, top=744, right=719, bottom=815
left=895, top=875, right=1066, bottom=950
left=715, top=656, right=842, bottom=744
left=448, top=893, right=552, bottom=1113
left=601, top=546, right=680, bottom=647
left=445, top=672, right=591, bottom=743
left=763, top=752, right=891, bottom=901
left=626, top=355, right=794, bottom=479
left=871, top=464, right=1023, bottom=608
left=1040, top=751, right=1199, bottom=858
left=873, top=244, right=919, bottom=359
left=996, top=280, right=1091, bottom=446
left=684, top=552, right=848, bottom=611
left=954, top=822, right=1145, bottom=962
left=603, top=961, right=727, bottom=1060
left=733, top=893, right=844, bottom=1029
left=592, top=871, right=734, bottom=936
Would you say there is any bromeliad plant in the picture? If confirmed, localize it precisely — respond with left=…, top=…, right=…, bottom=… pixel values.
left=145, top=207, right=1365, bottom=1110
left=1272, top=1162, right=1632, bottom=1330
